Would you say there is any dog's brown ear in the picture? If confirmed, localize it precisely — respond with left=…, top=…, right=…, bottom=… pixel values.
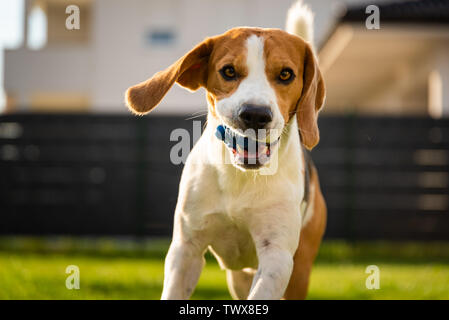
left=296, top=43, right=325, bottom=150
left=125, top=37, right=215, bottom=115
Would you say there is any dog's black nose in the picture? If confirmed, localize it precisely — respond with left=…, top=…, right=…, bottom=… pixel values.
left=238, top=104, right=273, bottom=130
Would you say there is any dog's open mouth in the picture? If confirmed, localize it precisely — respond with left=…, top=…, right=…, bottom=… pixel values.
left=215, top=125, right=280, bottom=169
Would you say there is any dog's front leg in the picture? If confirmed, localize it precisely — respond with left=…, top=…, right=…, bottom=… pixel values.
left=247, top=245, right=294, bottom=300
left=161, top=239, right=205, bottom=300
left=246, top=209, right=300, bottom=300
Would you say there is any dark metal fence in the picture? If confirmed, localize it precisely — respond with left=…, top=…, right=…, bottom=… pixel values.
left=314, top=116, right=449, bottom=241
left=1, top=113, right=448, bottom=240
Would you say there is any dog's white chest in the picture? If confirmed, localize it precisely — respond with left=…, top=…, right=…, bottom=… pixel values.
left=205, top=212, right=258, bottom=270
left=204, top=169, right=303, bottom=270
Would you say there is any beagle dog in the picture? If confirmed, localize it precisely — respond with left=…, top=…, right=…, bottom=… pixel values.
left=125, top=1, right=326, bottom=300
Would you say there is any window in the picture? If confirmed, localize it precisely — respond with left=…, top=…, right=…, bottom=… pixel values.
left=146, top=29, right=176, bottom=46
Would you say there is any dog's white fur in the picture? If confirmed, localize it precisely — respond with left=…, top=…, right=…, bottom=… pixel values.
left=161, top=1, right=315, bottom=300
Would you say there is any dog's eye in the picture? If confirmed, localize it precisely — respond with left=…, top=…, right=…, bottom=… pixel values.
left=220, top=65, right=237, bottom=81
left=278, top=68, right=294, bottom=83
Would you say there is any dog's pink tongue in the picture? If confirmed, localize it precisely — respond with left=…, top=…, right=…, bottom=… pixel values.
left=244, top=150, right=257, bottom=158
left=239, top=144, right=269, bottom=159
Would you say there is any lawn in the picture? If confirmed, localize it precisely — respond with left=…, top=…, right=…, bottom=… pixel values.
left=0, top=238, right=448, bottom=299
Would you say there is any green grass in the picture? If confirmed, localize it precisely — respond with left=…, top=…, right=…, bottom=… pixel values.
left=0, top=238, right=448, bottom=300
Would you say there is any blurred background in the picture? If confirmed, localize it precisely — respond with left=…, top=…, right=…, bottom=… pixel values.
left=0, top=0, right=448, bottom=299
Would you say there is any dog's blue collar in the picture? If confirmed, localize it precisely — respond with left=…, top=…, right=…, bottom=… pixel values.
left=215, top=124, right=240, bottom=149
left=215, top=124, right=279, bottom=150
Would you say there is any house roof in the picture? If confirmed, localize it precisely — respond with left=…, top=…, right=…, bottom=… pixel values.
left=341, top=0, right=449, bottom=24
left=318, top=0, right=449, bottom=114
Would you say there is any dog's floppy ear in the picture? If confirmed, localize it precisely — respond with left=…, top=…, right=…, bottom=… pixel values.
left=125, top=37, right=215, bottom=115
left=296, top=43, right=325, bottom=150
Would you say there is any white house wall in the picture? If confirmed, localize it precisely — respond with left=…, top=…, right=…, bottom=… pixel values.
left=90, top=0, right=299, bottom=114
left=3, top=0, right=390, bottom=114
left=4, top=46, right=92, bottom=107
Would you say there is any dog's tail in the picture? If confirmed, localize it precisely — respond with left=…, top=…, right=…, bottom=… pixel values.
left=285, top=0, right=315, bottom=49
